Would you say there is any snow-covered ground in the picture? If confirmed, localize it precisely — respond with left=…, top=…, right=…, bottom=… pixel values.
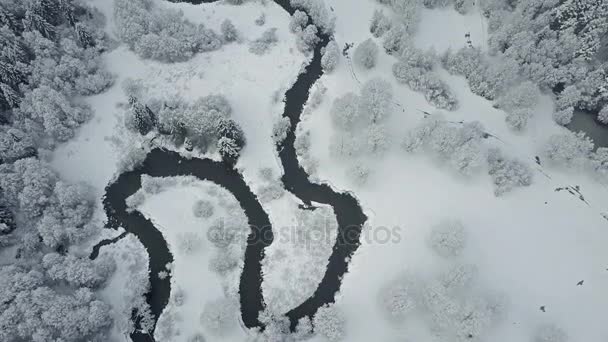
left=130, top=176, right=249, bottom=341
left=298, top=0, right=608, bottom=341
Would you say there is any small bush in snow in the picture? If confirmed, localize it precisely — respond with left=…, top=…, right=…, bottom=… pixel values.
left=439, top=263, right=478, bottom=292
left=354, top=38, right=379, bottom=69
left=188, top=332, right=206, bottom=342
left=321, top=39, right=340, bottom=73
left=249, top=28, right=278, bottom=55
left=378, top=274, right=417, bottom=321
left=200, top=297, right=238, bottom=336
left=591, top=147, right=608, bottom=182
left=290, top=10, right=309, bottom=33
left=209, top=249, right=239, bottom=275
left=220, top=19, right=238, bottom=42
left=454, top=0, right=474, bottom=14
left=487, top=148, right=533, bottom=196
left=313, top=304, right=346, bottom=341
left=255, top=13, right=266, bottom=26
left=534, top=324, right=568, bottom=342
left=272, top=117, right=291, bottom=144
left=347, top=163, right=371, bottom=186
left=428, top=219, right=467, bottom=257
left=370, top=10, right=392, bottom=37
left=544, top=131, right=594, bottom=169
left=177, top=232, right=203, bottom=255
left=495, top=81, right=540, bottom=130
left=193, top=200, right=214, bottom=218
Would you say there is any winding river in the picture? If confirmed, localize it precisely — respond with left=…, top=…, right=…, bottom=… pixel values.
left=92, top=0, right=367, bottom=340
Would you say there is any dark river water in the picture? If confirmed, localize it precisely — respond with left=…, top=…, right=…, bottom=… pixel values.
left=568, top=110, right=608, bottom=148
left=92, top=0, right=368, bottom=340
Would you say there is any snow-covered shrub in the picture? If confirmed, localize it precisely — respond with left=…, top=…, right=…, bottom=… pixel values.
left=454, top=0, right=474, bottom=14
left=402, top=117, right=485, bottom=175
left=330, top=92, right=361, bottom=129
left=193, top=200, right=214, bottom=218
left=487, top=148, right=532, bottom=196
left=290, top=10, right=309, bottom=33
left=249, top=28, right=278, bottom=55
left=354, top=38, right=379, bottom=69
left=0, top=127, right=36, bottom=163
left=43, top=253, right=115, bottom=288
left=200, top=297, right=238, bottom=336
left=125, top=96, right=157, bottom=135
left=255, top=13, right=266, bottom=26
left=209, top=249, right=239, bottom=275
left=393, top=45, right=458, bottom=110
left=591, top=147, right=608, bottom=182
left=16, top=85, right=92, bottom=144
left=552, top=85, right=581, bottom=125
left=188, top=332, right=206, bottom=342
left=427, top=219, right=467, bottom=257
left=313, top=304, right=347, bottom=341
left=367, top=123, right=390, bottom=155
left=370, top=10, right=392, bottom=37
left=290, top=0, right=335, bottom=34
left=220, top=19, right=238, bottom=42
left=439, top=263, right=478, bottom=292
left=534, top=323, right=568, bottom=342
left=114, top=0, right=221, bottom=62
left=378, top=273, right=417, bottom=321
left=321, top=39, right=340, bottom=73
left=272, top=117, right=291, bottom=144
left=495, top=81, right=540, bottom=130
left=177, top=232, right=203, bottom=255
left=544, top=131, right=594, bottom=169
left=383, top=23, right=409, bottom=55
left=360, top=78, right=393, bottom=124
left=598, top=105, right=608, bottom=124
left=347, top=163, right=371, bottom=186
left=296, top=24, right=319, bottom=53
left=391, top=0, right=421, bottom=33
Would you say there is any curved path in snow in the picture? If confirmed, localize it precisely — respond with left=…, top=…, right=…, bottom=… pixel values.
left=93, top=0, right=367, bottom=340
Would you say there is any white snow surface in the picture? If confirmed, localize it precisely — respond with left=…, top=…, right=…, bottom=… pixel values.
left=299, top=1, right=608, bottom=341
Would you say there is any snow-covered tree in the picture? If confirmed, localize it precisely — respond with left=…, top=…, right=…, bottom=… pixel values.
left=290, top=0, right=335, bottom=34
left=487, top=148, right=532, bottom=196
left=200, top=297, right=238, bottom=336
left=42, top=253, right=115, bottom=288
left=378, top=273, right=417, bottom=321
left=383, top=23, right=409, bottom=55
left=220, top=19, right=238, bottom=42
left=321, top=39, right=340, bottom=73
left=290, top=10, right=309, bottom=33
left=428, top=219, right=467, bottom=257
left=347, top=163, right=370, bottom=186
left=370, top=9, right=392, bottom=37
left=360, top=78, right=393, bottom=124
left=544, top=131, right=594, bottom=169
left=0, top=127, right=36, bottom=164
left=193, top=200, right=214, bottom=219
left=0, top=201, right=15, bottom=235
left=330, top=92, right=361, bottom=129
left=17, top=85, right=92, bottom=143
left=272, top=116, right=291, bottom=144
left=249, top=28, right=278, bottom=55
left=296, top=24, right=319, bottom=53
left=454, top=0, right=474, bottom=14
left=217, top=136, right=241, bottom=164
left=354, top=38, right=379, bottom=69
left=126, top=96, right=156, bottom=135
left=313, top=304, right=347, bottom=341
left=393, top=45, right=458, bottom=110
left=391, top=0, right=421, bottom=33
left=439, top=263, right=478, bottom=293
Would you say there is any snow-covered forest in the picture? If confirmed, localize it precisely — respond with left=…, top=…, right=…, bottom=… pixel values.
left=0, top=0, right=607, bottom=341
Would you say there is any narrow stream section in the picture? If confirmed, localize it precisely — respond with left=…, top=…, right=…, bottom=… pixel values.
left=93, top=0, right=367, bottom=340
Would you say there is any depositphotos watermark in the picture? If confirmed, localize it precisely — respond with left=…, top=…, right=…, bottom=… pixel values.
left=205, top=218, right=402, bottom=249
